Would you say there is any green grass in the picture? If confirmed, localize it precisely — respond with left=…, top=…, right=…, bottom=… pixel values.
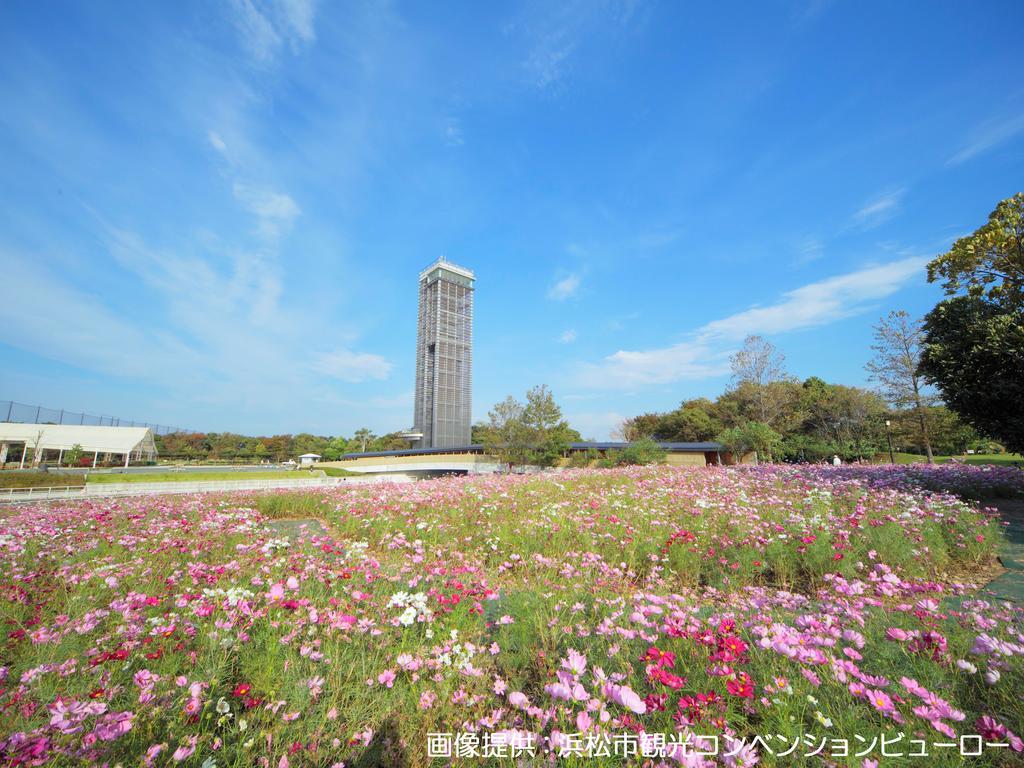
left=87, top=470, right=328, bottom=484
left=0, top=471, right=86, bottom=488
left=876, top=452, right=1024, bottom=466
left=320, top=466, right=359, bottom=477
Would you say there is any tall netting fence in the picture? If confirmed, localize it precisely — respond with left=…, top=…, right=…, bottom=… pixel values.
left=1, top=400, right=186, bottom=436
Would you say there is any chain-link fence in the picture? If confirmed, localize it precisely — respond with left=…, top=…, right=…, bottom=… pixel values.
left=1, top=400, right=186, bottom=435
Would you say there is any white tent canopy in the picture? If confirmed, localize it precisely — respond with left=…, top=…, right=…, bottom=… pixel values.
left=0, top=423, right=157, bottom=467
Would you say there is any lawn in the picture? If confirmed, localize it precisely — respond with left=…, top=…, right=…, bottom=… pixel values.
left=0, top=471, right=86, bottom=489
left=881, top=452, right=1024, bottom=467
left=1, top=464, right=1022, bottom=766
left=85, top=470, right=333, bottom=484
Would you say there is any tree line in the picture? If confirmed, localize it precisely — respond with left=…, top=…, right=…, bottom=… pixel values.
left=619, top=192, right=1023, bottom=462
left=153, top=429, right=411, bottom=463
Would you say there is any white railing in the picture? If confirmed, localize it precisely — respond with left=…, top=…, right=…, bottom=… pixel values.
left=1, top=475, right=408, bottom=504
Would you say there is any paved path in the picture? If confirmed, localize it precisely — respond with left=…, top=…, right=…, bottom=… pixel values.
left=984, top=499, right=1024, bottom=602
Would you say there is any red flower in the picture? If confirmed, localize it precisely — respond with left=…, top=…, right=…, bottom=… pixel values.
left=232, top=683, right=252, bottom=697
left=726, top=672, right=755, bottom=699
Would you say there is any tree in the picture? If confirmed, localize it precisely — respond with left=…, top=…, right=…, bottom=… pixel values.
left=522, top=385, right=578, bottom=466
left=64, top=443, right=84, bottom=467
left=926, top=193, right=1023, bottom=307
left=919, top=193, right=1024, bottom=453
left=353, top=428, right=374, bottom=453
left=799, top=379, right=886, bottom=461
left=716, top=422, right=781, bottom=464
left=482, top=387, right=579, bottom=470
left=617, top=413, right=662, bottom=441
left=919, top=295, right=1024, bottom=453
left=610, top=438, right=667, bottom=466
left=729, top=336, right=793, bottom=428
left=481, top=396, right=532, bottom=471
left=866, top=310, right=935, bottom=462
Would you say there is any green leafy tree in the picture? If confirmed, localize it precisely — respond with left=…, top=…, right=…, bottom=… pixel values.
left=64, top=443, right=84, bottom=467
left=866, top=310, right=935, bottom=462
left=919, top=193, right=1024, bottom=453
left=522, top=385, right=578, bottom=466
left=611, top=437, right=667, bottom=466
left=716, top=422, right=781, bottom=464
left=322, top=436, right=351, bottom=461
left=353, top=428, right=374, bottom=453
left=919, top=295, right=1024, bottom=453
left=926, top=192, right=1023, bottom=307
left=482, top=396, right=533, bottom=471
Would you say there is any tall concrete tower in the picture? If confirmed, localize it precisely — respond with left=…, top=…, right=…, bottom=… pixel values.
left=412, top=258, right=474, bottom=448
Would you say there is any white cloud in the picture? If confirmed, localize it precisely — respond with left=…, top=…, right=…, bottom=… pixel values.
left=276, top=0, right=316, bottom=45
left=699, top=257, right=926, bottom=339
left=0, top=252, right=203, bottom=381
left=575, top=256, right=927, bottom=389
left=227, top=0, right=282, bottom=62
left=947, top=113, right=1024, bottom=166
left=559, top=329, right=578, bottom=343
left=227, top=0, right=317, bottom=62
left=312, top=349, right=394, bottom=383
left=852, top=188, right=905, bottom=229
left=207, top=130, right=227, bottom=154
left=232, top=182, right=300, bottom=240
left=444, top=117, right=464, bottom=147
left=793, top=235, right=824, bottom=265
left=547, top=273, right=581, bottom=300
left=513, top=0, right=645, bottom=90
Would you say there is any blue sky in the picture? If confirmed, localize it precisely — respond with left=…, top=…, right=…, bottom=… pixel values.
left=1, top=1, right=1022, bottom=439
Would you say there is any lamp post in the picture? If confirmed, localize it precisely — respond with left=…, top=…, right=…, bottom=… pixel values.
left=885, top=419, right=895, bottom=465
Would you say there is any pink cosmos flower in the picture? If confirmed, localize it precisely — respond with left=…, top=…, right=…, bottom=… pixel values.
left=562, top=648, right=587, bottom=676
left=866, top=689, right=895, bottom=714
left=377, top=669, right=396, bottom=688
left=172, top=735, right=197, bottom=761
left=608, top=684, right=646, bottom=714
left=508, top=691, right=530, bottom=709
left=576, top=710, right=592, bottom=732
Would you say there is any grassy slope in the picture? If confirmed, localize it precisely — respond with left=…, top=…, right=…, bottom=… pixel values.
left=87, top=470, right=329, bottom=484
left=0, top=472, right=87, bottom=488
left=882, top=452, right=1024, bottom=466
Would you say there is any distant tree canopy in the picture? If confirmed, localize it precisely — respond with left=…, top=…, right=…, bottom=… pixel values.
left=154, top=429, right=412, bottom=463
left=618, top=372, right=984, bottom=463
left=920, top=193, right=1024, bottom=453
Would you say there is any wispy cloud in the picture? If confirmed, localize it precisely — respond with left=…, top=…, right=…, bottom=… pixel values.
left=559, top=329, right=578, bottom=343
left=232, top=182, right=301, bottom=241
left=793, top=235, right=824, bottom=266
left=547, top=273, right=581, bottom=300
left=207, top=130, right=228, bottom=154
left=852, top=188, right=905, bottom=229
left=511, top=0, right=645, bottom=90
left=227, top=0, right=317, bottom=63
left=444, top=116, right=464, bottom=147
left=946, top=113, right=1024, bottom=166
left=312, top=348, right=393, bottom=383
left=575, top=256, right=926, bottom=389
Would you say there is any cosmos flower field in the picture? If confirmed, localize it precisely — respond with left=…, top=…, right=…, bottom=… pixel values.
left=1, top=465, right=1023, bottom=767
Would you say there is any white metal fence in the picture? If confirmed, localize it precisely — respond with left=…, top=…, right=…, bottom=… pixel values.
left=1, top=475, right=409, bottom=504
